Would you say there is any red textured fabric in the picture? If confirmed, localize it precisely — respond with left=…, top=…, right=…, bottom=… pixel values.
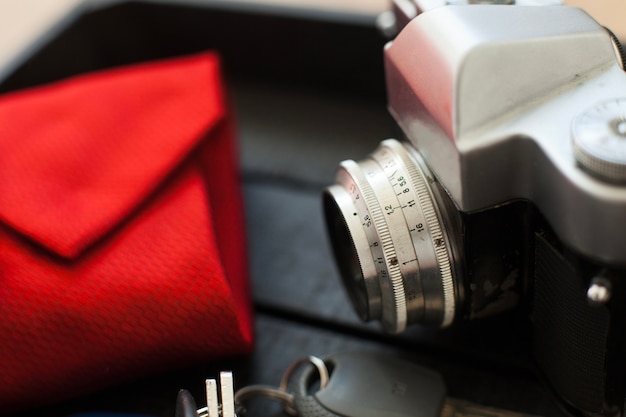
left=0, top=53, right=253, bottom=412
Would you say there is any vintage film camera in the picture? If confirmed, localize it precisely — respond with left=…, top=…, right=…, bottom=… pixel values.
left=323, top=3, right=626, bottom=417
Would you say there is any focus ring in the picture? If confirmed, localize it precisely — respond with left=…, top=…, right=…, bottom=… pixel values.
left=338, top=160, right=408, bottom=333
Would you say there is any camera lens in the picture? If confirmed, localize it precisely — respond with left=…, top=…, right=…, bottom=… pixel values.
left=323, top=139, right=458, bottom=333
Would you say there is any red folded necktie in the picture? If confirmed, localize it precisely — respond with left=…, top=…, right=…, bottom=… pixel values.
left=0, top=52, right=253, bottom=412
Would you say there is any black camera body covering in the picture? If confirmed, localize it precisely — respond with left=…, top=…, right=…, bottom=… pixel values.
left=324, top=5, right=626, bottom=416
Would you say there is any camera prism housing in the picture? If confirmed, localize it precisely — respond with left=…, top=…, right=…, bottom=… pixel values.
left=324, top=5, right=626, bottom=417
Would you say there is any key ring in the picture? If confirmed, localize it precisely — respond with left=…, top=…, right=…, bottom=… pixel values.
left=234, top=385, right=293, bottom=404
left=233, top=355, right=330, bottom=416
left=279, top=355, right=329, bottom=393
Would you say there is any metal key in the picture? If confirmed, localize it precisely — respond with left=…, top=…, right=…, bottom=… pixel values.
left=180, top=352, right=542, bottom=417
left=292, top=351, right=541, bottom=417
left=194, top=371, right=236, bottom=417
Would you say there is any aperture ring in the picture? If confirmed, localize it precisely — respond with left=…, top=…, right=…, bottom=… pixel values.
left=370, top=146, right=426, bottom=324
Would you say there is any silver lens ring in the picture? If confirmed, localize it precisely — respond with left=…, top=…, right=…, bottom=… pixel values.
left=324, top=182, right=382, bottom=321
left=336, top=160, right=408, bottom=333
left=358, top=157, right=424, bottom=327
left=386, top=140, right=456, bottom=327
left=324, top=139, right=457, bottom=330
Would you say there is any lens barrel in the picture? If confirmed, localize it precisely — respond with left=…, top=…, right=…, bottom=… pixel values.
left=323, top=139, right=459, bottom=333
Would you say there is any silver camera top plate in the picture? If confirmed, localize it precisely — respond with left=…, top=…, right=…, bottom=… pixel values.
left=385, top=5, right=626, bottom=265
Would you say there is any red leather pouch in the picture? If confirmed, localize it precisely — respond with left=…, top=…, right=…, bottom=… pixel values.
left=0, top=52, right=253, bottom=412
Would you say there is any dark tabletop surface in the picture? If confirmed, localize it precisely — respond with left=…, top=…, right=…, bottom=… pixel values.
left=2, top=2, right=565, bottom=417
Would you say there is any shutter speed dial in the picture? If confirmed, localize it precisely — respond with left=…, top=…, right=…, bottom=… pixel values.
left=572, top=98, right=626, bottom=183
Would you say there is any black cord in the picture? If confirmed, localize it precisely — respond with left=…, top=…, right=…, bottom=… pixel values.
left=241, top=170, right=327, bottom=193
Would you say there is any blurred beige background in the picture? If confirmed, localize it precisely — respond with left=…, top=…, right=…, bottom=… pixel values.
left=0, top=0, right=623, bottom=84
left=247, top=0, right=625, bottom=39
left=566, top=0, right=625, bottom=39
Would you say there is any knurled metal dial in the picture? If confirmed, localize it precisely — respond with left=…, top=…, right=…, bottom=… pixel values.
left=572, top=98, right=626, bottom=183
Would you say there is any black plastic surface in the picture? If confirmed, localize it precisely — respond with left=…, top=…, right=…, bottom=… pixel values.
left=294, top=352, right=446, bottom=417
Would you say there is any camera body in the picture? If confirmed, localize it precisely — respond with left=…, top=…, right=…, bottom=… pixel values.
left=324, top=5, right=626, bottom=416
